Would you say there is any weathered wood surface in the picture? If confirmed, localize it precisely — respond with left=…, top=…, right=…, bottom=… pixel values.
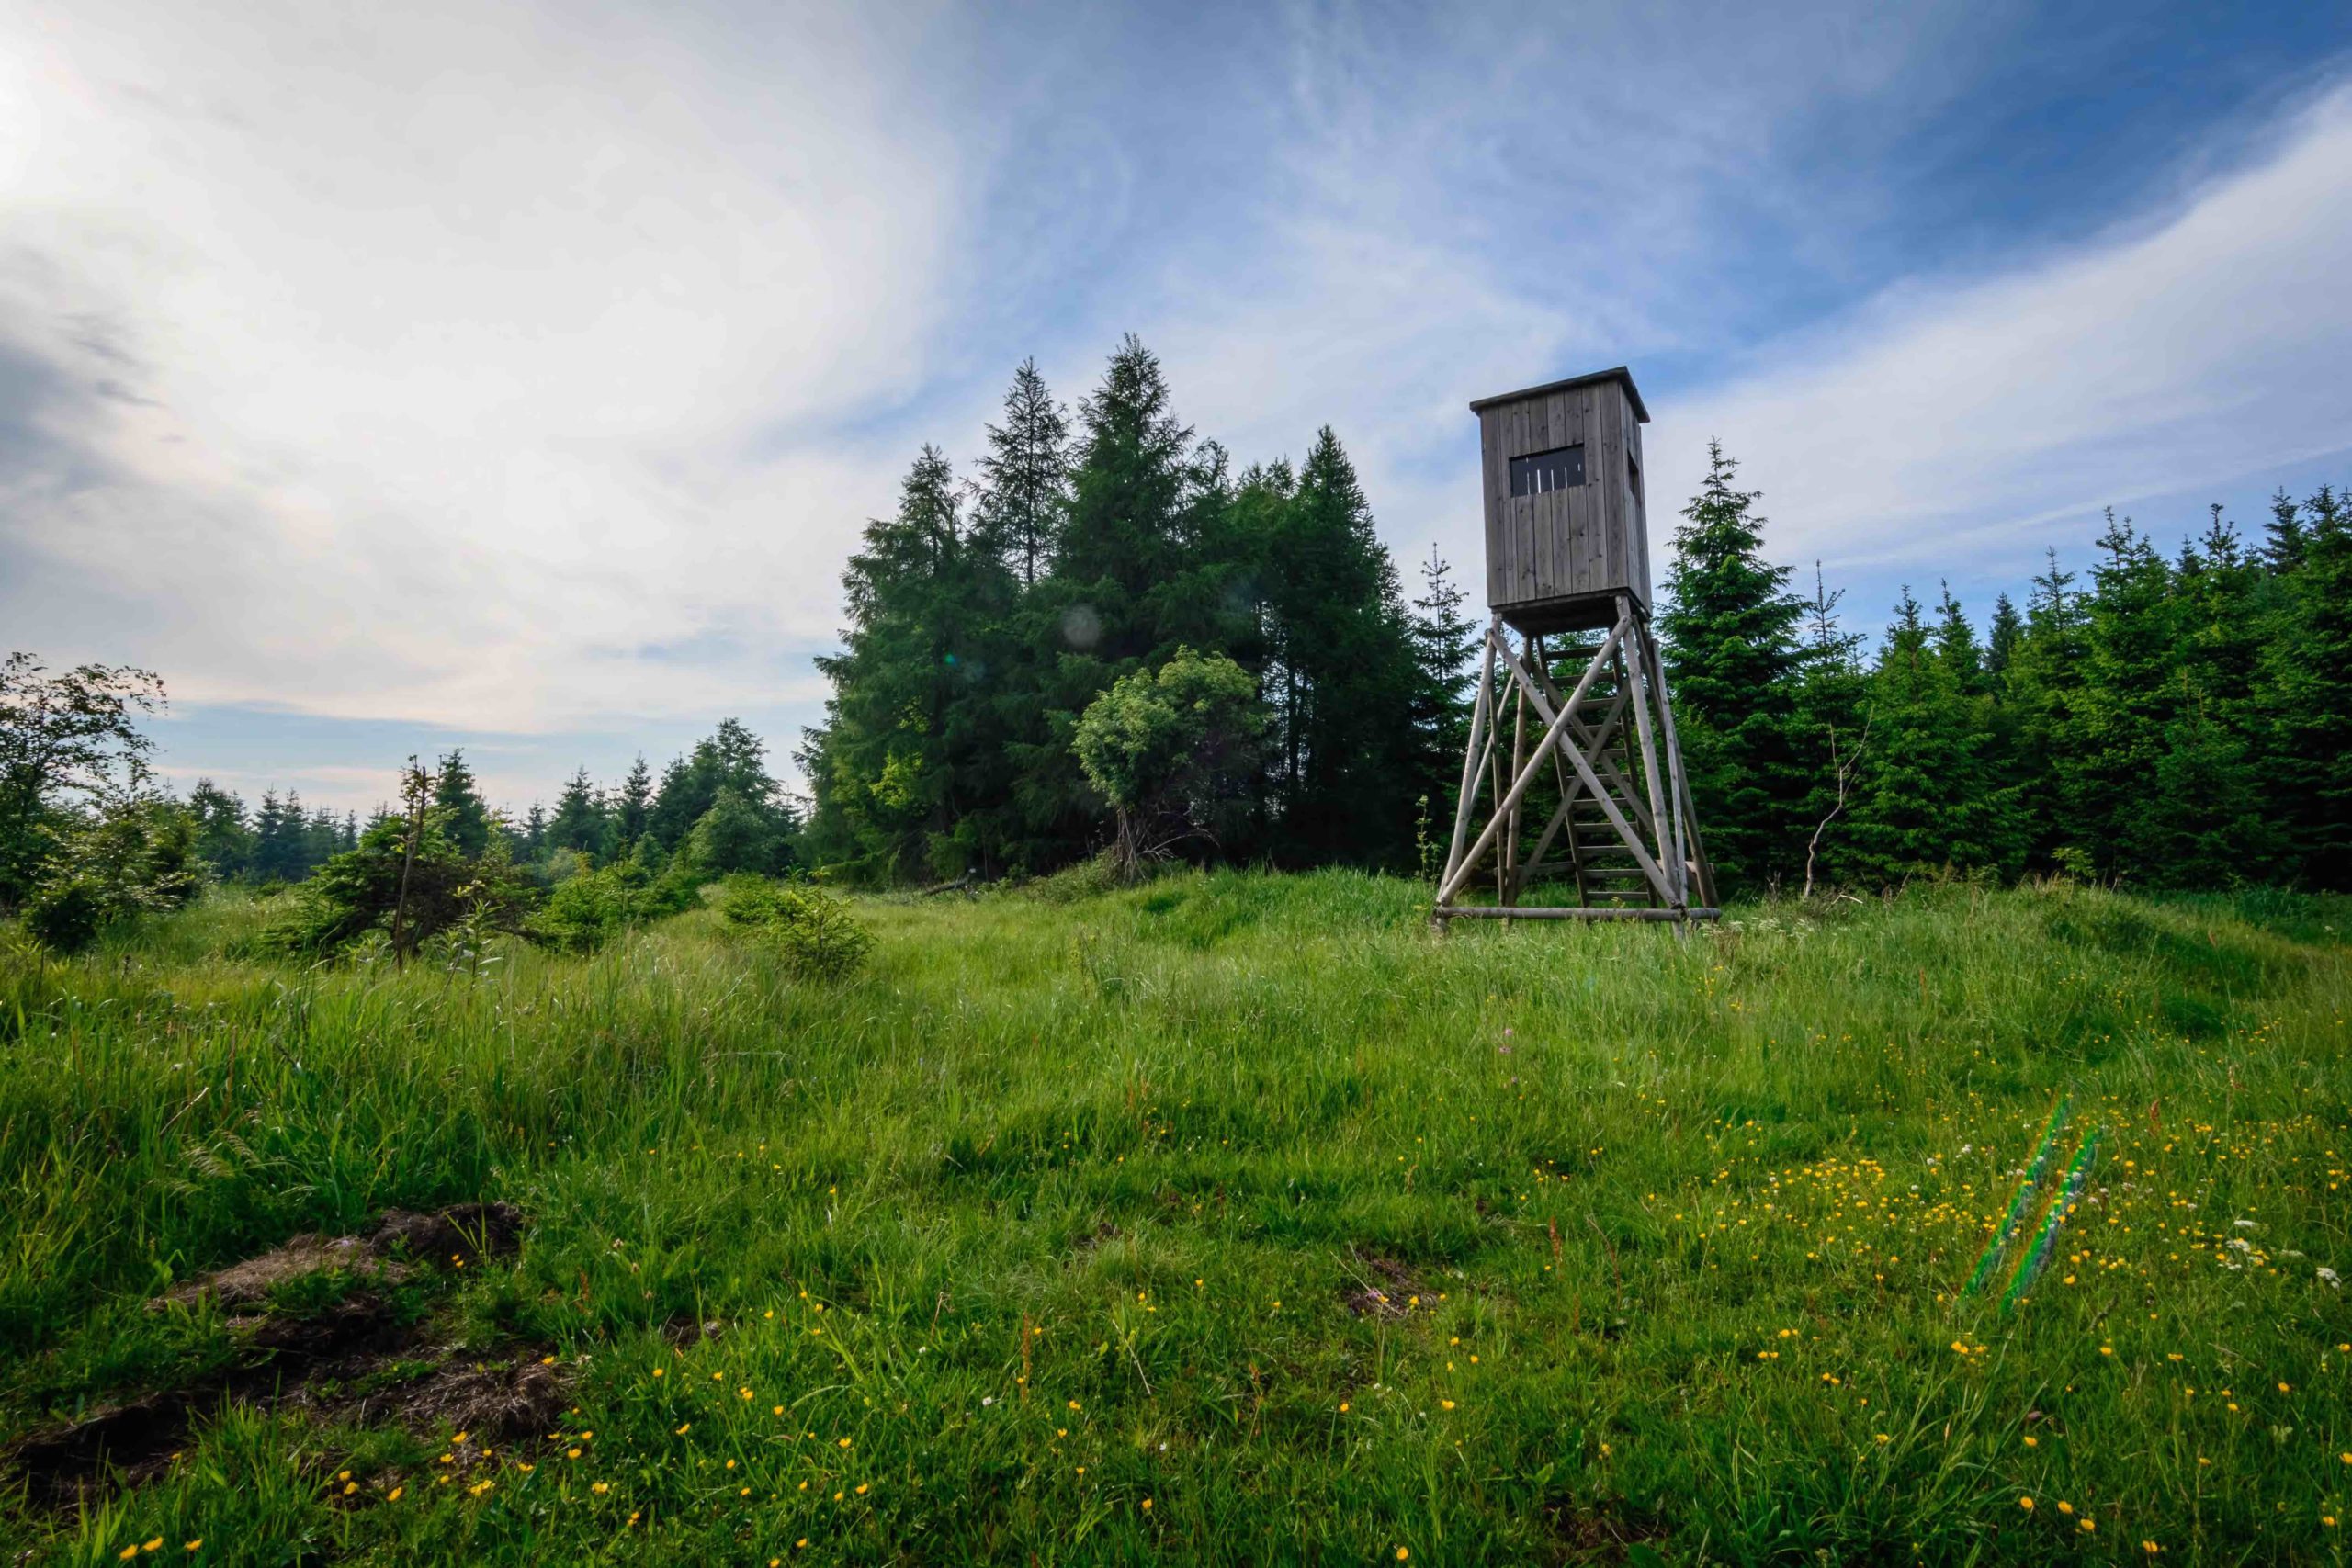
left=1433, top=612, right=1714, bottom=931
left=1434, top=904, right=1723, bottom=922
left=1475, top=367, right=1650, bottom=629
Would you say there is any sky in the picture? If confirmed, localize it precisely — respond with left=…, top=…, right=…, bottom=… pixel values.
left=5, top=0, right=2349, bottom=816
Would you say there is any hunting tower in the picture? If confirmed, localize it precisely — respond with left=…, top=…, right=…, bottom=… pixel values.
left=1434, top=366, right=1718, bottom=928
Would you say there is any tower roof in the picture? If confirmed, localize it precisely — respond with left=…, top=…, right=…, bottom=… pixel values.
left=1468, top=366, right=1649, bottom=423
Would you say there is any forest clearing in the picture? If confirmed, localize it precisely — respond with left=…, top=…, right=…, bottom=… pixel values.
left=3, top=873, right=2346, bottom=1562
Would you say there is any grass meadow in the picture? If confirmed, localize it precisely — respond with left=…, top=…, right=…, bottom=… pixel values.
left=2, top=873, right=2348, bottom=1564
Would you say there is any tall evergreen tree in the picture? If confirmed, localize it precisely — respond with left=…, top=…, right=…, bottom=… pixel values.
left=1932, top=583, right=1988, bottom=698
left=1255, top=427, right=1418, bottom=863
left=2261, top=486, right=2352, bottom=886
left=1659, top=442, right=1811, bottom=894
left=186, top=779, right=254, bottom=881
left=1844, top=588, right=2011, bottom=883
left=547, top=768, right=605, bottom=855
left=1052, top=334, right=1196, bottom=659
left=1984, top=592, right=2025, bottom=690
left=646, top=757, right=699, bottom=850
left=613, top=755, right=654, bottom=849
left=252, top=789, right=308, bottom=882
left=1407, top=546, right=1479, bottom=865
left=803, top=447, right=1014, bottom=880
left=998, top=338, right=1207, bottom=870
left=433, top=748, right=492, bottom=859
left=970, top=359, right=1070, bottom=589
left=2005, top=549, right=2090, bottom=868
left=2073, top=511, right=2179, bottom=878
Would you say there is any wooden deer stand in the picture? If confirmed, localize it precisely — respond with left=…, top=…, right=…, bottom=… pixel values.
left=1433, top=367, right=1719, bottom=930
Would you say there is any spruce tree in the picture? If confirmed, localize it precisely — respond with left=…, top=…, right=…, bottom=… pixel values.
left=2264, top=488, right=2310, bottom=572
left=548, top=768, right=605, bottom=855
left=2006, top=549, right=2090, bottom=870
left=432, top=748, right=492, bottom=859
left=1054, top=335, right=1194, bottom=654
left=2074, top=511, right=2178, bottom=878
left=1932, top=583, right=1988, bottom=698
left=186, top=779, right=254, bottom=881
left=613, top=755, right=654, bottom=849
left=1001, top=338, right=1203, bottom=870
left=1984, top=593, right=2025, bottom=691
left=803, top=447, right=1012, bottom=881
left=1790, top=563, right=1871, bottom=894
left=1254, top=427, right=1418, bottom=863
left=252, top=789, right=306, bottom=882
left=1845, top=589, right=2007, bottom=883
left=2261, top=485, right=2352, bottom=886
left=1659, top=442, right=1810, bottom=894
left=1407, top=546, right=1479, bottom=866
left=970, top=359, right=1070, bottom=589
left=646, top=758, right=699, bottom=850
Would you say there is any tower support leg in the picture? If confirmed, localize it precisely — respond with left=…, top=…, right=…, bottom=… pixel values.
left=1433, top=607, right=1716, bottom=929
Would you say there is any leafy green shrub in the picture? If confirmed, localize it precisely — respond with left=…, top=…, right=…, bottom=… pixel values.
left=21, top=795, right=204, bottom=953
left=22, top=878, right=104, bottom=953
left=718, top=874, right=874, bottom=980
left=526, top=859, right=699, bottom=953
left=1071, top=647, right=1265, bottom=880
left=717, top=872, right=797, bottom=927
left=1026, top=852, right=1122, bottom=905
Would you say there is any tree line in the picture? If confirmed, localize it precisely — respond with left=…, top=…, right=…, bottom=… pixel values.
left=170, top=719, right=801, bottom=890
left=6, top=337, right=2345, bottom=945
left=798, top=335, right=1475, bottom=881
left=1664, top=446, right=2350, bottom=896
left=0, top=663, right=806, bottom=951
left=804, top=339, right=2348, bottom=897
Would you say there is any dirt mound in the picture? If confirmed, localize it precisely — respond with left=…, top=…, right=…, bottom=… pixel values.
left=368, top=1201, right=526, bottom=1265
left=153, top=1201, right=525, bottom=1311
left=12, top=1203, right=545, bottom=1507
left=363, top=1357, right=568, bottom=1438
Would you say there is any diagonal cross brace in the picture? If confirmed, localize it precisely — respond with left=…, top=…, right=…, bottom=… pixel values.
left=1439, top=615, right=1676, bottom=906
left=1488, top=636, right=1676, bottom=906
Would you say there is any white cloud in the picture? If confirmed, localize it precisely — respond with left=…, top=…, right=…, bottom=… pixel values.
left=1649, top=82, right=2352, bottom=581
left=6, top=0, right=2346, bottom=814
left=0, top=0, right=967, bottom=729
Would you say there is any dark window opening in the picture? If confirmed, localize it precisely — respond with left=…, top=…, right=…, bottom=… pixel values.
left=1509, top=444, right=1584, bottom=497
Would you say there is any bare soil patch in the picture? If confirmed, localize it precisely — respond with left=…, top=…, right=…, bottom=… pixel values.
left=8, top=1202, right=548, bottom=1506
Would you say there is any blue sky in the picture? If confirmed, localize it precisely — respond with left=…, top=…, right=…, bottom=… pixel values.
left=4, top=1, right=2349, bottom=815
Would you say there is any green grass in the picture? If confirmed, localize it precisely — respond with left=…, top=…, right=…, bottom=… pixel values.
left=2, top=873, right=2348, bottom=1564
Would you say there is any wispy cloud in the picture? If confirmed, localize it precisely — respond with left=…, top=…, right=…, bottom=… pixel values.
left=3, top=1, right=2346, bottom=810
left=1648, top=81, right=2352, bottom=584
left=0, top=0, right=968, bottom=732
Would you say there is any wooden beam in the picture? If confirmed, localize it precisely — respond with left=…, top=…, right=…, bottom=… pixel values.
left=1519, top=684, right=1629, bottom=874
left=1441, top=619, right=1498, bottom=890
left=1433, top=904, right=1722, bottom=922
left=1437, top=615, right=1631, bottom=904
left=1637, top=622, right=1716, bottom=909
left=1627, top=606, right=1683, bottom=921
left=1484, top=634, right=1673, bottom=903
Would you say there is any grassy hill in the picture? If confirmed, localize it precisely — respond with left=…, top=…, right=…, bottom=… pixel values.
left=2, top=874, right=2347, bottom=1563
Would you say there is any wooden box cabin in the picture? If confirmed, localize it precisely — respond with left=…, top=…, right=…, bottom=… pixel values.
left=1471, top=366, right=1650, bottom=635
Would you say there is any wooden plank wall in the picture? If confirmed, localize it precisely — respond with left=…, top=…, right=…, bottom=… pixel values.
left=1481, top=381, right=1649, bottom=615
